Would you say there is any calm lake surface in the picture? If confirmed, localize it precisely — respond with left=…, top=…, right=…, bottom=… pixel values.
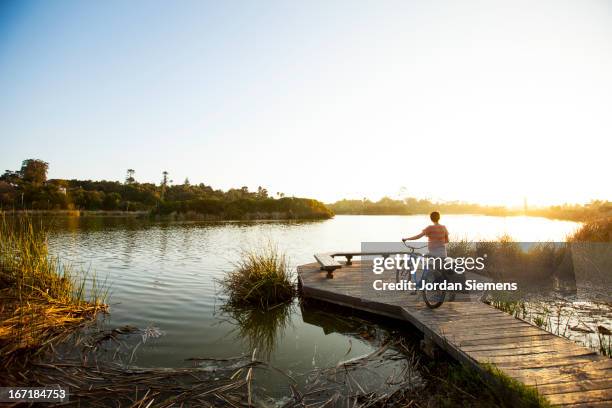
left=46, top=215, right=581, bottom=396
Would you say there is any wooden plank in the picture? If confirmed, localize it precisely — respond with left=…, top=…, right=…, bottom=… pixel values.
left=535, top=379, right=612, bottom=396
left=433, top=319, right=529, bottom=330
left=467, top=345, right=596, bottom=358
left=433, top=323, right=534, bottom=335
left=435, top=325, right=546, bottom=338
left=416, top=311, right=518, bottom=322
left=453, top=332, right=558, bottom=346
left=477, top=354, right=601, bottom=370
left=415, top=311, right=519, bottom=322
left=545, top=389, right=612, bottom=406
left=567, top=402, right=612, bottom=408
left=460, top=338, right=586, bottom=353
left=505, top=360, right=612, bottom=386
left=521, top=370, right=612, bottom=388
left=455, top=334, right=556, bottom=347
left=313, top=253, right=342, bottom=272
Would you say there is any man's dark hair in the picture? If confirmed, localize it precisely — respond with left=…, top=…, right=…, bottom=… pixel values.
left=430, top=211, right=440, bottom=222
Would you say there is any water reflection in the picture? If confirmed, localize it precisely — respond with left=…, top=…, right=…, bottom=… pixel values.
left=219, top=301, right=294, bottom=360
left=300, top=300, right=369, bottom=336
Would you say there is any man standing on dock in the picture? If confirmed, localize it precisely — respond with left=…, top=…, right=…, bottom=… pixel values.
left=402, top=211, right=449, bottom=258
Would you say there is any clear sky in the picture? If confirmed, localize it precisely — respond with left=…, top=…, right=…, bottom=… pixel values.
left=1, top=0, right=611, bottom=206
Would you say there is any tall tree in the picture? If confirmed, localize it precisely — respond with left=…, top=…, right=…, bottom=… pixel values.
left=20, top=159, right=48, bottom=185
left=257, top=186, right=268, bottom=199
left=125, top=169, right=135, bottom=184
left=160, top=171, right=169, bottom=200
left=0, top=170, right=21, bottom=185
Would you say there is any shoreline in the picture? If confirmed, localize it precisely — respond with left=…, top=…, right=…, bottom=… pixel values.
left=0, top=209, right=332, bottom=221
left=0, top=209, right=149, bottom=217
left=0, top=210, right=590, bottom=224
left=330, top=211, right=595, bottom=223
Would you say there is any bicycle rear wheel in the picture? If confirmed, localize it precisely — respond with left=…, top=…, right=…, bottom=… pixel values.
left=422, top=270, right=446, bottom=309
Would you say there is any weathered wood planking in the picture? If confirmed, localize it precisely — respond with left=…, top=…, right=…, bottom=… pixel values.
left=313, top=253, right=342, bottom=278
left=297, top=260, right=612, bottom=407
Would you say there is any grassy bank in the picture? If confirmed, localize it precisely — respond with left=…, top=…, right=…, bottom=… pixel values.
left=0, top=214, right=107, bottom=367
left=406, top=359, right=550, bottom=408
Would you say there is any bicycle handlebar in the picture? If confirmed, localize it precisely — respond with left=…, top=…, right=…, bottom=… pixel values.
left=401, top=240, right=428, bottom=253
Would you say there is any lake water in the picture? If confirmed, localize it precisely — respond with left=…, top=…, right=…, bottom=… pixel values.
left=46, top=215, right=581, bottom=397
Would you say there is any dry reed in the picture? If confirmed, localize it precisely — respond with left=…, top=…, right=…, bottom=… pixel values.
left=0, top=213, right=107, bottom=366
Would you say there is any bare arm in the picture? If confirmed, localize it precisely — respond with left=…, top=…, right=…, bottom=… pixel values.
left=403, top=231, right=425, bottom=241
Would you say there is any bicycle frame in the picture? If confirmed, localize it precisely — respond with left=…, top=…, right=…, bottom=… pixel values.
left=399, top=242, right=452, bottom=308
left=396, top=242, right=427, bottom=287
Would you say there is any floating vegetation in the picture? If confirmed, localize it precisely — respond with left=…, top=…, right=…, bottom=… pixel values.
left=0, top=313, right=425, bottom=408
left=1, top=299, right=562, bottom=407
left=6, top=357, right=260, bottom=407
left=281, top=339, right=423, bottom=408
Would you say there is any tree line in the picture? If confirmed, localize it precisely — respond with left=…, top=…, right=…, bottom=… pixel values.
left=329, top=197, right=612, bottom=222
left=0, top=159, right=333, bottom=219
left=3, top=159, right=607, bottom=222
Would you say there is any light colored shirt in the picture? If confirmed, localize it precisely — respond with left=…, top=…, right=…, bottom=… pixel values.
left=423, top=224, right=448, bottom=256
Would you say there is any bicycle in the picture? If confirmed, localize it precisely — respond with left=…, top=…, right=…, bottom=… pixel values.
left=398, top=240, right=454, bottom=309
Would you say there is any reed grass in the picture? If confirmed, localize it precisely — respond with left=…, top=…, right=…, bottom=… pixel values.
left=488, top=294, right=612, bottom=359
left=486, top=295, right=527, bottom=319
left=0, top=213, right=107, bottom=365
left=597, top=331, right=612, bottom=357
left=569, top=217, right=612, bottom=242
left=219, top=243, right=295, bottom=308
left=5, top=358, right=259, bottom=407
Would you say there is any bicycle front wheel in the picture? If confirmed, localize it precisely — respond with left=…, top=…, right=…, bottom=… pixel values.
left=422, top=270, right=446, bottom=309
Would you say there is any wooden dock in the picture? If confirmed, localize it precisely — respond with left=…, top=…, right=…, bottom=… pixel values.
left=297, top=260, right=612, bottom=407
